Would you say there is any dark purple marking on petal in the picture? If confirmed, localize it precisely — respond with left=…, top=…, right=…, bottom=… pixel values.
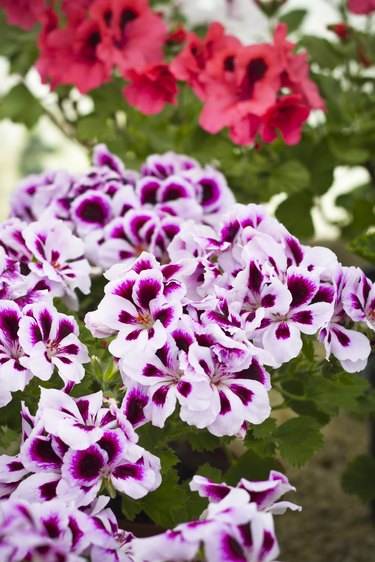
left=332, top=327, right=350, bottom=347
left=40, top=479, right=58, bottom=501
left=39, top=309, right=53, bottom=340
left=29, top=438, right=61, bottom=468
left=55, top=319, right=74, bottom=342
left=139, top=180, right=160, bottom=205
left=118, top=310, right=137, bottom=324
left=0, top=308, right=20, bottom=343
left=113, top=278, right=136, bottom=300
left=136, top=278, right=162, bottom=309
left=219, top=390, right=231, bottom=415
left=75, top=195, right=110, bottom=225
left=258, top=318, right=272, bottom=330
left=172, top=330, right=194, bottom=352
left=311, top=285, right=335, bottom=304
left=58, top=357, right=72, bottom=364
left=286, top=236, right=304, bottom=265
left=152, top=385, right=169, bottom=406
left=204, top=483, right=231, bottom=501
left=261, top=531, right=275, bottom=556
left=275, top=322, right=290, bottom=340
left=261, top=294, right=276, bottom=308
left=154, top=307, right=173, bottom=327
left=124, top=389, right=148, bottom=427
left=292, top=310, right=313, bottom=325
left=76, top=399, right=89, bottom=422
left=161, top=181, right=190, bottom=202
left=199, top=359, right=210, bottom=375
left=148, top=327, right=155, bottom=339
left=132, top=256, right=154, bottom=274
left=97, top=432, right=122, bottom=463
left=177, top=380, right=191, bottom=398
left=161, top=264, right=181, bottom=281
left=71, top=447, right=104, bottom=481
left=163, top=280, right=181, bottom=298
left=99, top=410, right=116, bottom=426
left=43, top=516, right=61, bottom=539
left=221, top=221, right=239, bottom=243
left=69, top=516, right=84, bottom=549
left=222, top=534, right=246, bottom=562
left=199, top=178, right=221, bottom=206
left=126, top=329, right=142, bottom=341
left=59, top=343, right=79, bottom=356
left=230, top=384, right=254, bottom=405
left=7, top=461, right=24, bottom=472
left=288, top=275, right=316, bottom=308
left=234, top=358, right=266, bottom=384
left=248, top=262, right=263, bottom=294
left=143, top=363, right=165, bottom=378
left=30, top=323, right=43, bottom=345
left=112, top=463, right=144, bottom=481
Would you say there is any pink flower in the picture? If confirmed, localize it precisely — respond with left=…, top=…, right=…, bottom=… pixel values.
left=348, top=0, right=375, bottom=14
left=261, top=94, right=310, bottom=145
left=91, top=0, right=167, bottom=74
left=0, top=0, right=45, bottom=30
left=123, top=64, right=178, bottom=115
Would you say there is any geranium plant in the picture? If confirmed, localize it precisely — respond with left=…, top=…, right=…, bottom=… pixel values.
left=0, top=1, right=375, bottom=561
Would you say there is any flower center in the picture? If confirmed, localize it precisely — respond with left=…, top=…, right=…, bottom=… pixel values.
left=367, top=308, right=375, bottom=328
left=136, top=312, right=153, bottom=328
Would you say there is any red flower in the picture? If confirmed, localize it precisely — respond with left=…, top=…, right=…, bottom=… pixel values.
left=91, top=0, right=167, bottom=75
left=62, top=0, right=95, bottom=24
left=261, top=94, right=310, bottom=145
left=229, top=114, right=261, bottom=146
left=348, top=0, right=375, bottom=14
left=199, top=42, right=281, bottom=135
left=36, top=10, right=112, bottom=93
left=170, top=22, right=240, bottom=99
left=274, top=23, right=325, bottom=110
left=0, top=0, right=45, bottom=30
left=123, top=64, right=178, bottom=115
left=166, top=26, right=188, bottom=46
left=328, top=22, right=351, bottom=41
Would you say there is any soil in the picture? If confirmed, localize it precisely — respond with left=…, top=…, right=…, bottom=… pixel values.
left=276, top=413, right=375, bottom=562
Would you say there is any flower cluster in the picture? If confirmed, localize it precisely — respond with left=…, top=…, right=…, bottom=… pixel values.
left=0, top=388, right=161, bottom=506
left=132, top=470, right=300, bottom=562
left=0, top=0, right=323, bottom=146
left=0, top=301, right=89, bottom=407
left=10, top=146, right=235, bottom=271
left=0, top=498, right=134, bottom=562
left=171, top=21, right=325, bottom=145
left=85, top=198, right=375, bottom=437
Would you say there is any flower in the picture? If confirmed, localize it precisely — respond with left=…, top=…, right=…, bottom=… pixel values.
left=123, top=64, right=178, bottom=115
left=348, top=0, right=375, bottom=14
left=132, top=470, right=298, bottom=562
left=85, top=252, right=185, bottom=355
left=0, top=301, right=32, bottom=408
left=0, top=0, right=45, bottom=30
left=18, top=303, right=89, bottom=385
left=261, top=94, right=310, bottom=145
left=23, top=219, right=91, bottom=308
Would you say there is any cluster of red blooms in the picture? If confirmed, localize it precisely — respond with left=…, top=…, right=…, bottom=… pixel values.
left=0, top=0, right=325, bottom=146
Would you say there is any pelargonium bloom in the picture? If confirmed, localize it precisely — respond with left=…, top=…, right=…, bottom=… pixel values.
left=85, top=252, right=185, bottom=355
left=348, top=0, right=375, bottom=14
left=0, top=301, right=32, bottom=408
left=23, top=219, right=91, bottom=308
left=123, top=64, right=178, bottom=115
left=0, top=498, right=134, bottom=562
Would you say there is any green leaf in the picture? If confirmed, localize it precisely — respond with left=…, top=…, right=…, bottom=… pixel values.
left=196, top=463, right=223, bottom=482
left=300, top=36, right=344, bottom=69
left=268, top=160, right=310, bottom=196
left=328, top=137, right=370, bottom=165
left=273, top=416, right=323, bottom=467
left=185, top=428, right=225, bottom=452
left=0, top=84, right=43, bottom=128
left=349, top=231, right=375, bottom=264
left=225, top=449, right=280, bottom=485
left=251, top=418, right=277, bottom=440
left=276, top=191, right=314, bottom=239
left=280, top=9, right=307, bottom=33
left=121, top=496, right=143, bottom=521
left=0, top=426, right=20, bottom=453
left=141, top=468, right=189, bottom=528
left=342, top=455, right=375, bottom=502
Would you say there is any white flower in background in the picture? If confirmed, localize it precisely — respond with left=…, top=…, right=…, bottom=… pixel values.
left=175, top=0, right=270, bottom=43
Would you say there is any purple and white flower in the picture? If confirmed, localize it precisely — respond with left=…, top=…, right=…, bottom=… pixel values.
left=18, top=303, right=89, bottom=384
